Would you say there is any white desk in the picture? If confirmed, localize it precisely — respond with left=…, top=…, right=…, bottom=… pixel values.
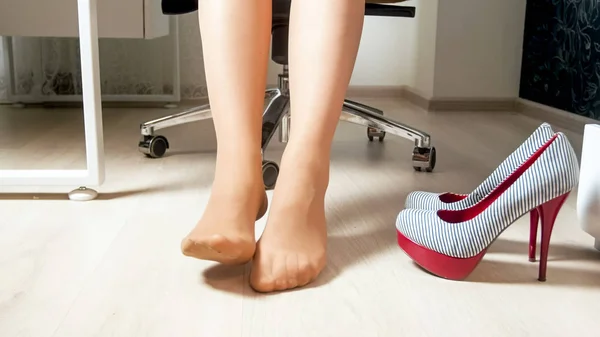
left=0, top=0, right=169, bottom=200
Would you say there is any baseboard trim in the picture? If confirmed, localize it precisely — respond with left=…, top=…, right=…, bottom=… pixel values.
left=428, top=97, right=516, bottom=112
left=386, top=85, right=598, bottom=131
left=8, top=84, right=598, bottom=133
left=399, top=86, right=430, bottom=111
left=515, top=98, right=598, bottom=133
left=190, top=93, right=597, bottom=134
left=2, top=98, right=210, bottom=110
left=400, top=86, right=516, bottom=112
left=349, top=85, right=516, bottom=112
left=346, top=86, right=404, bottom=98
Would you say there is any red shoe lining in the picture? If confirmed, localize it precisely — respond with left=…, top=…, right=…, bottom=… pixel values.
left=438, top=134, right=559, bottom=224
left=438, top=193, right=468, bottom=203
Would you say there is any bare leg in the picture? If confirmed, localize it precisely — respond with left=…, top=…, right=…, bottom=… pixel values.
left=250, top=0, right=365, bottom=291
left=181, top=0, right=271, bottom=265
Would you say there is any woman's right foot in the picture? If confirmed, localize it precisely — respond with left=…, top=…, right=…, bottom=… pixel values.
left=250, top=145, right=329, bottom=293
left=181, top=154, right=267, bottom=265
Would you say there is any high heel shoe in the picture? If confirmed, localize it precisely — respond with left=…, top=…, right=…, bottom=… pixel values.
left=395, top=132, right=579, bottom=281
left=404, top=123, right=554, bottom=262
left=404, top=123, right=554, bottom=211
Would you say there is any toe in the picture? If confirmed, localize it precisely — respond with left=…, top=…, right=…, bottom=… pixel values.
left=180, top=237, right=196, bottom=256
left=250, top=254, right=323, bottom=293
left=274, top=278, right=289, bottom=291
left=295, top=256, right=318, bottom=287
left=249, top=271, right=276, bottom=293
left=282, top=255, right=300, bottom=289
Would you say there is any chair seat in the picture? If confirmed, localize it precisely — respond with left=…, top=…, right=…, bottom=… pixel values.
left=162, top=0, right=197, bottom=15
left=162, top=0, right=406, bottom=16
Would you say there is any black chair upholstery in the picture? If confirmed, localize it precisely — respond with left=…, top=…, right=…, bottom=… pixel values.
left=160, top=0, right=415, bottom=18
left=161, top=0, right=198, bottom=15
left=160, top=0, right=415, bottom=66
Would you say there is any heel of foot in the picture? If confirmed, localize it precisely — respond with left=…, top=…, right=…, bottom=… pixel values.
left=256, top=192, right=269, bottom=221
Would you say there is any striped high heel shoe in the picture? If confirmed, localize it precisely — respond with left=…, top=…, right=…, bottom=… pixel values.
left=404, top=123, right=554, bottom=261
left=395, top=132, right=579, bottom=281
left=405, top=123, right=554, bottom=211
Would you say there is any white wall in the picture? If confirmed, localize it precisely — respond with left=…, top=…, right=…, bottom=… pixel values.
left=411, top=0, right=438, bottom=98
left=350, top=14, right=416, bottom=87
left=168, top=1, right=529, bottom=99
left=0, top=40, right=6, bottom=100
left=432, top=0, right=527, bottom=98
left=0, top=0, right=527, bottom=102
left=154, top=2, right=429, bottom=94
left=266, top=1, right=420, bottom=87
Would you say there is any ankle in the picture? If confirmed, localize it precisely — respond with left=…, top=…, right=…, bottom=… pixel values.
left=213, top=152, right=263, bottom=188
left=283, top=140, right=331, bottom=166
left=280, top=144, right=330, bottom=191
left=216, top=147, right=262, bottom=169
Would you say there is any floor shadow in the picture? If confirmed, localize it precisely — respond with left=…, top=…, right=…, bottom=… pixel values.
left=200, top=226, right=397, bottom=296
left=201, top=263, right=249, bottom=295
left=201, top=229, right=600, bottom=295
left=197, top=184, right=600, bottom=294
left=402, top=238, right=600, bottom=287
left=461, top=259, right=600, bottom=287
left=306, top=227, right=398, bottom=289
left=200, top=186, right=408, bottom=296
left=160, top=149, right=217, bottom=158
left=488, top=238, right=600, bottom=262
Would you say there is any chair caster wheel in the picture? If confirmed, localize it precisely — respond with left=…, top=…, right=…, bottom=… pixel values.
left=138, top=135, right=169, bottom=158
left=262, top=160, right=279, bottom=190
left=367, top=127, right=386, bottom=142
left=412, top=146, right=436, bottom=172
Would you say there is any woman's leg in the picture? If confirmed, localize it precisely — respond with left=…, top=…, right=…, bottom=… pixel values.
left=250, top=0, right=366, bottom=292
left=181, top=0, right=272, bottom=265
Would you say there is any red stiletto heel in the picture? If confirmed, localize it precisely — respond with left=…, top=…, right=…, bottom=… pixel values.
left=529, top=209, right=539, bottom=262
left=537, top=193, right=570, bottom=281
left=395, top=132, right=580, bottom=281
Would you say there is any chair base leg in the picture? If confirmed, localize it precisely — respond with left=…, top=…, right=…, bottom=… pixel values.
left=138, top=90, right=288, bottom=158
left=137, top=104, right=212, bottom=159
left=137, top=89, right=290, bottom=190
left=137, top=83, right=437, bottom=187
left=341, top=99, right=436, bottom=172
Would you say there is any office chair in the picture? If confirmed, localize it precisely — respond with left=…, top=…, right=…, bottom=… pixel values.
left=139, top=0, right=436, bottom=189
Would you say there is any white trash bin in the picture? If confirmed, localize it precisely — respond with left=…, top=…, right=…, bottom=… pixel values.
left=577, top=123, right=600, bottom=251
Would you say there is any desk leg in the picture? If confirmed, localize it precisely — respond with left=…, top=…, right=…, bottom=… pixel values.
left=0, top=0, right=105, bottom=198
left=70, top=0, right=105, bottom=201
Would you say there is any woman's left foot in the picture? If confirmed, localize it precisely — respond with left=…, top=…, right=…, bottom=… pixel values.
left=250, top=148, right=328, bottom=293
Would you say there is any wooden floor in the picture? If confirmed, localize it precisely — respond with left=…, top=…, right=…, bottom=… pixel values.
left=1, top=98, right=599, bottom=337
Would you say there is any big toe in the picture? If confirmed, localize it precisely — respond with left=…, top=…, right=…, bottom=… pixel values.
left=250, top=254, right=322, bottom=293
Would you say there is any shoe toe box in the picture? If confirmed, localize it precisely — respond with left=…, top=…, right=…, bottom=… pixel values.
left=396, top=208, right=488, bottom=259
left=404, top=191, right=444, bottom=210
left=395, top=208, right=441, bottom=243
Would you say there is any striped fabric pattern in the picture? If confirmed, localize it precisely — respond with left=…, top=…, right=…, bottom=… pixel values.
left=396, top=132, right=580, bottom=259
left=404, top=123, right=555, bottom=211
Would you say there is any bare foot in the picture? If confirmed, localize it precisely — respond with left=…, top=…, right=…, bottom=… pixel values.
left=250, top=147, right=328, bottom=292
left=181, top=153, right=266, bottom=265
